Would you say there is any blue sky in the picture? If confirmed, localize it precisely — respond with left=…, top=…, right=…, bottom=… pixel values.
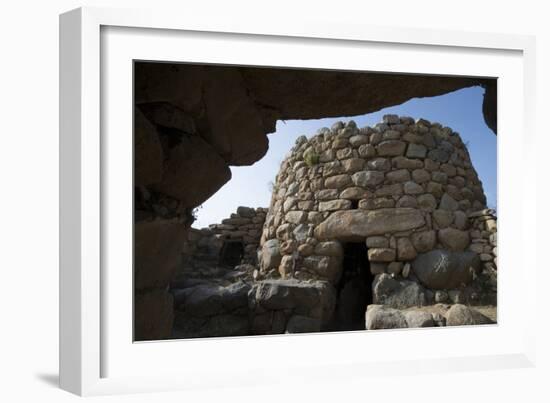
left=192, top=86, right=497, bottom=229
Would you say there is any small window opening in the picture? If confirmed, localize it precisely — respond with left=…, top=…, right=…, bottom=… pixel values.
left=218, top=240, right=244, bottom=267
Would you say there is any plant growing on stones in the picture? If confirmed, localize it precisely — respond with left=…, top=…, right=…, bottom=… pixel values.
left=303, top=150, right=320, bottom=167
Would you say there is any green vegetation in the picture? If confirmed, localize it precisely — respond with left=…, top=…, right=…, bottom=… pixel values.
left=304, top=150, right=320, bottom=167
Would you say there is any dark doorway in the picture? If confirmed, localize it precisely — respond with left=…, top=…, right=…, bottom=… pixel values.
left=331, top=242, right=373, bottom=331
left=218, top=240, right=244, bottom=267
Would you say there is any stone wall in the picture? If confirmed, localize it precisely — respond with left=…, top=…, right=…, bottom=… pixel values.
left=179, top=206, right=267, bottom=277
left=172, top=279, right=336, bottom=338
left=467, top=209, right=498, bottom=303
left=259, top=115, right=496, bottom=307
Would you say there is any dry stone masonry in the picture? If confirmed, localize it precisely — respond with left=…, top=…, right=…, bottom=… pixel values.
left=254, top=115, right=497, bottom=329
left=169, top=116, right=498, bottom=338
left=178, top=207, right=267, bottom=279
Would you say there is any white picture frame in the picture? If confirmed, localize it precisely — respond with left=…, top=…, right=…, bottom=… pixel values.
left=59, top=6, right=537, bottom=396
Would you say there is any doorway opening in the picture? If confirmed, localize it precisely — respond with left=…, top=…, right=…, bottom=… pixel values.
left=331, top=242, right=373, bottom=331
left=218, top=240, right=244, bottom=267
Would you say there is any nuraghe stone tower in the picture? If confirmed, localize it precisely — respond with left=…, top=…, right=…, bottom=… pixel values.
left=170, top=116, right=497, bottom=338
left=255, top=115, right=497, bottom=330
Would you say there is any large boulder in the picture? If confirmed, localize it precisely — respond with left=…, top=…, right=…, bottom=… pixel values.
left=172, top=281, right=251, bottom=317
left=314, top=208, right=425, bottom=241
left=135, top=219, right=186, bottom=290
left=199, top=67, right=269, bottom=165
left=252, top=280, right=336, bottom=322
left=260, top=239, right=281, bottom=271
left=438, top=228, right=470, bottom=251
left=153, top=134, right=231, bottom=207
left=445, top=304, right=495, bottom=326
left=302, top=255, right=343, bottom=284
left=403, top=310, right=434, bottom=328
left=365, top=305, right=408, bottom=330
left=376, top=140, right=407, bottom=157
left=135, top=63, right=268, bottom=166
left=411, top=230, right=436, bottom=253
left=366, top=306, right=438, bottom=330
left=412, top=249, right=481, bottom=290
left=372, top=273, right=428, bottom=308
left=237, top=206, right=256, bottom=218
left=352, top=171, right=384, bottom=187
left=314, top=241, right=344, bottom=257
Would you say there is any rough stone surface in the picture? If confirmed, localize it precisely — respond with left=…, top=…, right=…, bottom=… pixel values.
left=314, top=241, right=344, bottom=257
left=325, top=174, right=352, bottom=189
left=439, top=193, right=459, bottom=212
left=433, top=209, right=454, bottom=228
left=445, top=304, right=495, bottom=326
left=377, top=140, right=407, bottom=157
left=438, top=228, right=470, bottom=251
left=410, top=230, right=436, bottom=253
left=340, top=187, right=370, bottom=200
left=412, top=249, right=481, bottom=290
left=319, top=199, right=352, bottom=212
left=315, top=208, right=425, bottom=241
left=406, top=143, right=427, bottom=159
left=365, top=305, right=408, bottom=330
left=253, top=280, right=336, bottom=321
left=366, top=236, right=389, bottom=248
left=372, top=274, right=428, bottom=308
left=135, top=219, right=187, bottom=290
left=404, top=310, right=435, bottom=328
left=261, top=239, right=281, bottom=271
left=404, top=181, right=424, bottom=195
left=135, top=108, right=163, bottom=186
left=368, top=248, right=396, bottom=262
left=417, top=194, right=437, bottom=210
left=397, top=237, right=417, bottom=261
left=172, top=282, right=251, bottom=317
left=352, top=171, right=384, bottom=187
left=154, top=134, right=231, bottom=207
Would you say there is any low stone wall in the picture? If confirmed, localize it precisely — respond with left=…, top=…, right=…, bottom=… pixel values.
left=179, top=207, right=267, bottom=276
left=467, top=209, right=498, bottom=303
left=172, top=278, right=495, bottom=339
left=172, top=279, right=336, bottom=338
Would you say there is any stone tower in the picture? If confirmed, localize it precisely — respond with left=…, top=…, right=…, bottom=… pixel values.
left=258, top=115, right=497, bottom=329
